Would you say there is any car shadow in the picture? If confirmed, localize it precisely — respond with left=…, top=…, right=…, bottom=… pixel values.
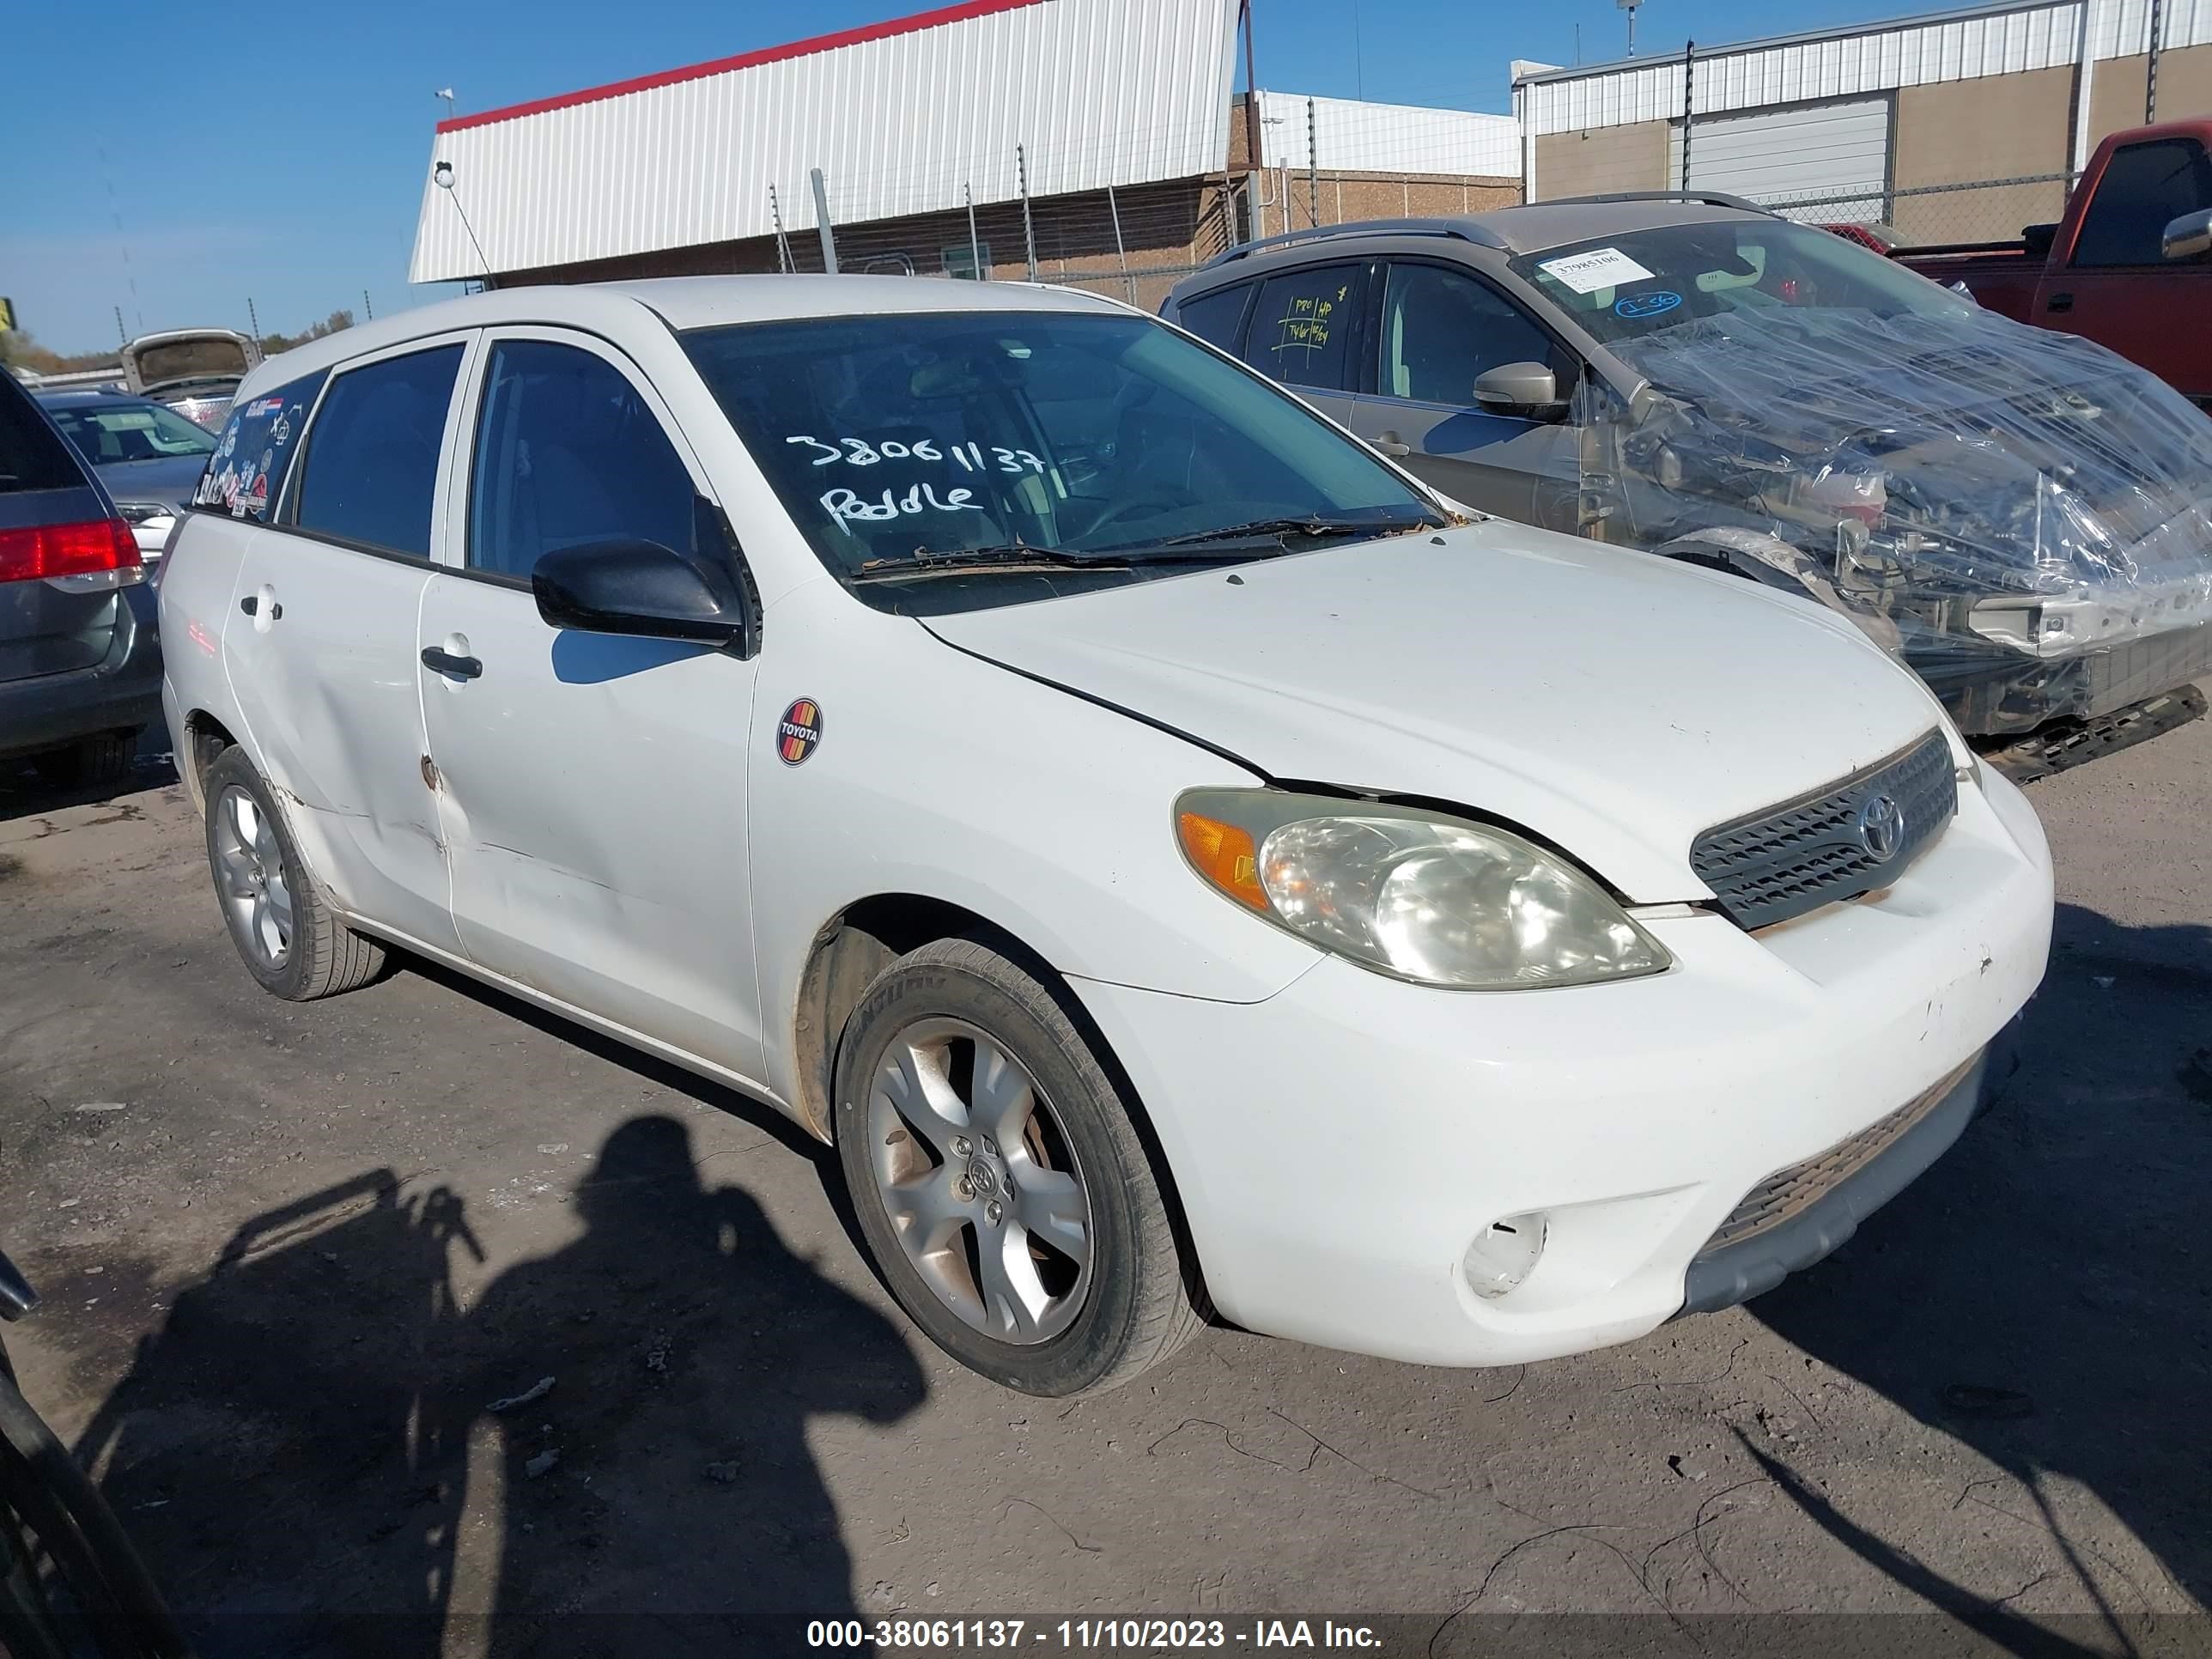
left=1746, top=901, right=2211, bottom=1645
left=0, top=744, right=178, bottom=825
left=73, top=1117, right=927, bottom=1656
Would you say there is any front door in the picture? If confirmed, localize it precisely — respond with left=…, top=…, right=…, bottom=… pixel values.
left=224, top=338, right=471, bottom=957
left=418, top=331, right=766, bottom=1082
left=1348, top=261, right=1581, bottom=529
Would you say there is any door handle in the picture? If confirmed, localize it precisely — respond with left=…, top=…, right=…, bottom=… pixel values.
left=421, top=647, right=483, bottom=681
left=2047, top=292, right=2074, bottom=313
left=1373, top=433, right=1413, bottom=458
left=239, top=595, right=282, bottom=619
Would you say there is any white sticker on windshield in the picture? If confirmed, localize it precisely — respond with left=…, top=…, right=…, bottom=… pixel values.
left=1537, top=246, right=1657, bottom=295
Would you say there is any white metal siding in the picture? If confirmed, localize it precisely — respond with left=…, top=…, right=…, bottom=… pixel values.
left=1667, top=99, right=1893, bottom=222
left=1251, top=91, right=1520, bottom=177
left=410, top=0, right=1241, bottom=283
left=1521, top=0, right=2212, bottom=137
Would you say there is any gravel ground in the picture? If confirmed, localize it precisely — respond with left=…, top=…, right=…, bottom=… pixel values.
left=0, top=706, right=2206, bottom=1659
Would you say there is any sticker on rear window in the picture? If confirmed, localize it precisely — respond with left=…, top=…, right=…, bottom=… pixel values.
left=192, top=369, right=328, bottom=522
left=1538, top=246, right=1658, bottom=295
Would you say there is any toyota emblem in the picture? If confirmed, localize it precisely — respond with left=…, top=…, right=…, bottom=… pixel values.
left=1857, top=792, right=1905, bottom=860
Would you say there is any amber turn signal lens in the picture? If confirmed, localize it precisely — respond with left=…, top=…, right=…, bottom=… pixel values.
left=1177, top=811, right=1270, bottom=913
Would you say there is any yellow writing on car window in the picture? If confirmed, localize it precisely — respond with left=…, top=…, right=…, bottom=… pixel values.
left=1270, top=286, right=1347, bottom=360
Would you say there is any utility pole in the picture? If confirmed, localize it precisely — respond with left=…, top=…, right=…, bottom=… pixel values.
left=1680, top=40, right=1697, bottom=190
left=362, top=289, right=374, bottom=321
left=246, top=296, right=261, bottom=347
left=1106, top=182, right=1133, bottom=302
left=965, top=184, right=985, bottom=280
left=114, top=306, right=126, bottom=345
left=2147, top=0, right=2165, bottom=123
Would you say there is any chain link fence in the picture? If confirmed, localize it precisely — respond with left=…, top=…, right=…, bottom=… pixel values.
left=1738, top=173, right=2075, bottom=250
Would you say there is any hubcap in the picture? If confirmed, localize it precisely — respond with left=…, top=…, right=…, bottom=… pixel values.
left=867, top=1018, right=1094, bottom=1345
left=213, top=786, right=294, bottom=969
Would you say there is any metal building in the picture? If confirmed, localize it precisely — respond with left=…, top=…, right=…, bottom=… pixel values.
left=1512, top=0, right=2212, bottom=242
left=408, top=0, right=1521, bottom=307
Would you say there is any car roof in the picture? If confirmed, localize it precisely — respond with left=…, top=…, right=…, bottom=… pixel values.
left=1170, top=200, right=1769, bottom=299
left=229, top=275, right=1128, bottom=401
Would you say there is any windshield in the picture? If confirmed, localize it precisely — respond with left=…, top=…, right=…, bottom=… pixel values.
left=1510, top=219, right=1975, bottom=347
left=46, top=398, right=218, bottom=463
left=684, top=310, right=1442, bottom=609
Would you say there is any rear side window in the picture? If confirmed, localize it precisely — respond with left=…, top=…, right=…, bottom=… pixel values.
left=1243, top=264, right=1366, bottom=392
left=467, top=340, right=696, bottom=580
left=1172, top=284, right=1254, bottom=354
left=2073, top=140, right=2212, bottom=267
left=192, top=369, right=329, bottom=521
left=0, top=381, right=85, bottom=495
left=289, top=346, right=463, bottom=558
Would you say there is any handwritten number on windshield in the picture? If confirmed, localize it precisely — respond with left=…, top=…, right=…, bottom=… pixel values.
left=787, top=434, right=1042, bottom=475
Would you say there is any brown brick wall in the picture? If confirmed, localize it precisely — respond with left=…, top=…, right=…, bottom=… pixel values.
left=1534, top=122, right=1668, bottom=199
left=1891, top=68, right=2073, bottom=242
left=2089, top=44, right=2212, bottom=141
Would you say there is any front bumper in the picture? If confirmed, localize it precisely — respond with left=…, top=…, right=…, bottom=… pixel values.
left=0, top=581, right=163, bottom=763
left=1073, top=764, right=2052, bottom=1370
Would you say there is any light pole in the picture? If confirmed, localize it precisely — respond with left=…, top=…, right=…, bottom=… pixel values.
left=1620, top=0, right=1642, bottom=57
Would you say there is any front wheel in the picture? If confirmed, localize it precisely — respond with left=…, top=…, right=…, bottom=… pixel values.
left=835, top=939, right=1203, bottom=1396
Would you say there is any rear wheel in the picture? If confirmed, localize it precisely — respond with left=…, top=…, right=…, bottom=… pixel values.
left=202, top=748, right=385, bottom=1001
left=29, top=732, right=135, bottom=790
left=835, top=939, right=1203, bottom=1396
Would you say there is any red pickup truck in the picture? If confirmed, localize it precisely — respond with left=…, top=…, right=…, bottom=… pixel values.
left=1894, top=120, right=2212, bottom=405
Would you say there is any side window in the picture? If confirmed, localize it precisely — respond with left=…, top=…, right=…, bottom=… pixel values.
left=289, top=346, right=462, bottom=556
left=467, top=340, right=696, bottom=580
left=2073, top=140, right=2212, bottom=268
left=1173, top=283, right=1254, bottom=354
left=194, top=368, right=328, bottom=521
left=1243, top=264, right=1365, bottom=392
left=1379, top=264, right=1566, bottom=406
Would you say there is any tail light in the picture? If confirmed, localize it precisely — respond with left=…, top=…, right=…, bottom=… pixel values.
left=0, top=516, right=145, bottom=590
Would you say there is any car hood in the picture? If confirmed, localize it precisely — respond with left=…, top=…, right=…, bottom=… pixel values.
left=923, top=520, right=1948, bottom=901
left=90, top=453, right=205, bottom=510
left=1601, top=304, right=2212, bottom=593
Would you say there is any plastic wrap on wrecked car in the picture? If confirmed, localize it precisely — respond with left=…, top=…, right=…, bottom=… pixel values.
left=1573, top=305, right=2212, bottom=734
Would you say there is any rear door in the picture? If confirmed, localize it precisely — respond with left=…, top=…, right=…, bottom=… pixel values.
left=2045, top=136, right=2212, bottom=401
left=222, top=337, right=471, bottom=955
left=1346, top=260, right=1582, bottom=526
left=1238, top=262, right=1370, bottom=428
left=0, top=377, right=127, bottom=688
left=417, top=329, right=766, bottom=1080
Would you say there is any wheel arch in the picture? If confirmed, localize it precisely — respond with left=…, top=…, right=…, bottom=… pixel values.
left=792, top=892, right=1211, bottom=1313
left=180, top=709, right=240, bottom=816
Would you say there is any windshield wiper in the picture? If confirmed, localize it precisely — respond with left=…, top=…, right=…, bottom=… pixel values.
left=1131, top=514, right=1443, bottom=550
left=848, top=543, right=1286, bottom=584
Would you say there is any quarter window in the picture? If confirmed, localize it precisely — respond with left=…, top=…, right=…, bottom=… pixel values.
left=1173, top=284, right=1254, bottom=354
left=289, top=346, right=462, bottom=557
left=2072, top=140, right=2212, bottom=268
left=467, top=341, right=697, bottom=580
left=1243, top=264, right=1365, bottom=392
left=1379, top=264, right=1565, bottom=405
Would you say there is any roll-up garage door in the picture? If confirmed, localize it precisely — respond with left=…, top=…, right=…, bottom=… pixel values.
left=1668, top=98, right=1892, bottom=223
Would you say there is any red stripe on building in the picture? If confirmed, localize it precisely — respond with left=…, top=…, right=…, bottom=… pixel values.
left=435, top=0, right=1047, bottom=133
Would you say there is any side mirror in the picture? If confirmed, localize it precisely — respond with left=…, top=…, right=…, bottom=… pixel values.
left=2160, top=205, right=2212, bottom=262
left=1474, top=362, right=1567, bottom=421
left=532, top=538, right=758, bottom=655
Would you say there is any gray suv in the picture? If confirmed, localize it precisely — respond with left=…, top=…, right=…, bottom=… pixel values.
left=1164, top=200, right=2212, bottom=744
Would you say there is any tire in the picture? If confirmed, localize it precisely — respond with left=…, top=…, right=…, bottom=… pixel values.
left=835, top=938, right=1204, bottom=1396
left=29, top=732, right=135, bottom=789
left=202, top=747, right=385, bottom=1001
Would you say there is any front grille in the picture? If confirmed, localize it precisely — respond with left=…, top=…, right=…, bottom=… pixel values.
left=1693, top=1055, right=1978, bottom=1259
left=1690, top=731, right=1957, bottom=929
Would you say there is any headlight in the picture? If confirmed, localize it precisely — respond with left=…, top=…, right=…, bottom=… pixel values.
left=1176, top=790, right=1670, bottom=990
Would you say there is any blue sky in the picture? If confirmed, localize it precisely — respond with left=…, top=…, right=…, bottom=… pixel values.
left=4, top=0, right=1977, bottom=354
